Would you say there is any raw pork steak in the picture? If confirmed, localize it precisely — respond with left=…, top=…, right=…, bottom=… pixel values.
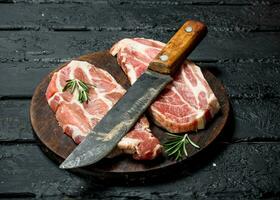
left=110, top=38, right=220, bottom=133
left=46, top=60, right=162, bottom=160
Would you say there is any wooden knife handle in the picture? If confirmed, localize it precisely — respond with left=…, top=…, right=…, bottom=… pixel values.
left=148, top=20, right=207, bottom=74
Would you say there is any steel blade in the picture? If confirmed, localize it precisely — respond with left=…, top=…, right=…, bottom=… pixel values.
left=59, top=70, right=172, bottom=169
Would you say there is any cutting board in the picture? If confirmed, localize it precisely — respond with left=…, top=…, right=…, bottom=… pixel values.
left=30, top=51, right=230, bottom=182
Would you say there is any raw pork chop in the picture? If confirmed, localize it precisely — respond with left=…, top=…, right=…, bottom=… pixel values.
left=46, top=60, right=162, bottom=160
left=110, top=38, right=220, bottom=133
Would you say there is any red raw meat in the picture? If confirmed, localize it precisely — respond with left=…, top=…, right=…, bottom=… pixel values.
left=46, top=60, right=162, bottom=160
left=110, top=38, right=220, bottom=133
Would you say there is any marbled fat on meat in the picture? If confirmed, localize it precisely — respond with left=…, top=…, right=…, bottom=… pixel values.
left=110, top=38, right=220, bottom=133
left=46, top=60, right=162, bottom=160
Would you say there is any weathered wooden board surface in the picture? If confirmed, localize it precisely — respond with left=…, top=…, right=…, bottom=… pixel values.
left=0, top=0, right=279, bottom=199
left=0, top=143, right=279, bottom=199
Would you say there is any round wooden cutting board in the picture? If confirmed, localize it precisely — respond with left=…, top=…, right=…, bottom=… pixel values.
left=30, top=51, right=230, bottom=181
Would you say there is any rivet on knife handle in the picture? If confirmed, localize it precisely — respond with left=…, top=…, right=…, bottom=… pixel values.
left=148, top=20, right=207, bottom=74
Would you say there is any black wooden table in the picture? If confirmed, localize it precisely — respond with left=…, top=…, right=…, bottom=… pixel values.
left=0, top=0, right=279, bottom=199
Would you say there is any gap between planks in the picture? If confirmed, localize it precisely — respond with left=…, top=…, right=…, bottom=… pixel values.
left=0, top=0, right=278, bottom=6
left=1, top=57, right=280, bottom=65
left=0, top=26, right=279, bottom=33
left=0, top=0, right=267, bottom=6
left=0, top=192, right=36, bottom=198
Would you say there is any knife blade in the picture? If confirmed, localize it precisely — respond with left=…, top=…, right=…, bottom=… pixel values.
left=60, top=20, right=207, bottom=169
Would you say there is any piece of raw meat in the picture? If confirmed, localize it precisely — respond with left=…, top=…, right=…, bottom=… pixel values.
left=46, top=60, right=162, bottom=160
left=110, top=38, right=220, bottom=133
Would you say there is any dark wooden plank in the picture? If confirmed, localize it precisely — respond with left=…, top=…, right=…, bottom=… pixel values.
left=0, top=143, right=279, bottom=199
left=1, top=59, right=279, bottom=97
left=0, top=32, right=25, bottom=62
left=0, top=61, right=55, bottom=97
left=0, top=30, right=279, bottom=97
left=0, top=3, right=279, bottom=31
left=0, top=100, right=33, bottom=141
left=1, top=97, right=280, bottom=142
left=1, top=0, right=279, bottom=5
left=201, top=61, right=280, bottom=99
left=114, top=0, right=280, bottom=5
left=232, top=98, right=280, bottom=141
left=1, top=31, right=279, bottom=63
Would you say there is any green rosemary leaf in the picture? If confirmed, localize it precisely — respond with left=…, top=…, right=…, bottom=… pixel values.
left=71, top=82, right=77, bottom=94
left=183, top=141, right=188, bottom=157
left=79, top=81, right=89, bottom=92
left=62, top=85, right=68, bottom=92
left=78, top=91, right=82, bottom=102
left=165, top=143, right=180, bottom=153
left=164, top=133, right=200, bottom=160
left=165, top=138, right=181, bottom=145
left=63, top=79, right=93, bottom=104
left=175, top=150, right=182, bottom=160
left=186, top=134, right=200, bottom=149
left=81, top=90, right=89, bottom=103
left=166, top=132, right=181, bottom=138
left=62, top=81, right=72, bottom=92
left=167, top=144, right=182, bottom=156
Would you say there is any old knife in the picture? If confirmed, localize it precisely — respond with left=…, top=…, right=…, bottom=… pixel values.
left=60, top=20, right=207, bottom=169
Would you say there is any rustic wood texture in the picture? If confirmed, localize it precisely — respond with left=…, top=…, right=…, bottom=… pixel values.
left=0, top=143, right=279, bottom=199
left=30, top=51, right=229, bottom=177
left=0, top=0, right=279, bottom=199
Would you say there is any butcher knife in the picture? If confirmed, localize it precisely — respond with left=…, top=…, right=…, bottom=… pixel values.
left=60, top=20, right=207, bottom=169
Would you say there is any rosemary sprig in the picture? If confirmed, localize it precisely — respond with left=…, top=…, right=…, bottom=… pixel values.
left=63, top=79, right=94, bottom=103
left=163, top=133, right=200, bottom=160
